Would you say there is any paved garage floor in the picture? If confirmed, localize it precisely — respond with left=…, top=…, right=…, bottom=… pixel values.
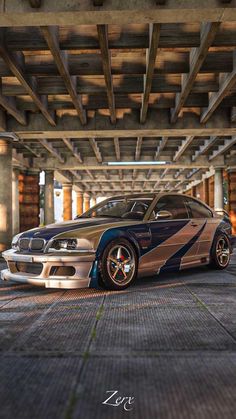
left=0, top=254, right=236, bottom=419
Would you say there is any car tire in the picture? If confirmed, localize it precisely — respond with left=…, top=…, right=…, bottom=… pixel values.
left=99, top=239, right=138, bottom=290
left=209, top=233, right=231, bottom=270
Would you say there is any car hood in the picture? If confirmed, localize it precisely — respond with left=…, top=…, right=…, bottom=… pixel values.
left=19, top=217, right=135, bottom=241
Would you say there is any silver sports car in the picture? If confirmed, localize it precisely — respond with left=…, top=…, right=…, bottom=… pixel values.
left=1, top=193, right=234, bottom=290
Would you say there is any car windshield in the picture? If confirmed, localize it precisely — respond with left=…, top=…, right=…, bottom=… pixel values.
left=79, top=197, right=154, bottom=220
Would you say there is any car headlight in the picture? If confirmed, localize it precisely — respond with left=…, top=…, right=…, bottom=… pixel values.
left=11, top=233, right=21, bottom=249
left=48, top=238, right=94, bottom=252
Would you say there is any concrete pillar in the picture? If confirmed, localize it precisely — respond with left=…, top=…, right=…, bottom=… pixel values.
left=209, top=176, right=215, bottom=209
left=90, top=196, right=96, bottom=207
left=12, top=168, right=20, bottom=235
left=228, top=169, right=236, bottom=234
left=214, top=168, right=224, bottom=212
left=83, top=193, right=90, bottom=212
left=202, top=178, right=209, bottom=205
left=63, top=183, right=72, bottom=221
left=19, top=170, right=40, bottom=232
left=44, top=170, right=55, bottom=225
left=0, top=139, right=12, bottom=251
left=76, top=191, right=83, bottom=216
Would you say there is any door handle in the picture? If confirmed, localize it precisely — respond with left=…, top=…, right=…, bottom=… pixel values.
left=190, top=222, right=198, bottom=227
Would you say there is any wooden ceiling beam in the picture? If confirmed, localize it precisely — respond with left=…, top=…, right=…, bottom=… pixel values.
left=61, top=137, right=83, bottom=163
left=73, top=177, right=188, bottom=183
left=41, top=26, right=86, bottom=125
left=0, top=93, right=26, bottom=125
left=8, top=108, right=236, bottom=139
left=19, top=140, right=41, bottom=158
left=209, top=137, right=236, bottom=160
left=146, top=169, right=152, bottom=179
left=0, top=30, right=55, bottom=126
left=173, top=136, right=195, bottom=162
left=142, top=181, right=148, bottom=189
left=174, top=168, right=185, bottom=179
left=186, top=168, right=200, bottom=179
left=89, top=138, right=102, bottom=163
left=153, top=179, right=161, bottom=190
left=2, top=1, right=236, bottom=27
left=140, top=23, right=160, bottom=123
left=114, top=137, right=120, bottom=161
left=171, top=22, right=220, bottom=123
left=192, top=136, right=218, bottom=161
left=5, top=29, right=236, bottom=52
left=56, top=170, right=73, bottom=184
left=39, top=139, right=64, bottom=163
left=132, top=169, right=138, bottom=180
left=70, top=170, right=82, bottom=181
left=201, top=52, right=236, bottom=123
left=160, top=168, right=169, bottom=179
left=104, top=170, right=110, bottom=180
left=232, top=107, right=236, bottom=122
left=135, top=137, right=142, bottom=161
left=12, top=149, right=29, bottom=168
left=154, top=137, right=168, bottom=159
left=97, top=25, right=116, bottom=124
left=86, top=169, right=94, bottom=180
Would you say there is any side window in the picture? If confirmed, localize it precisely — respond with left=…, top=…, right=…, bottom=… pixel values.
left=185, top=198, right=213, bottom=219
left=154, top=196, right=189, bottom=220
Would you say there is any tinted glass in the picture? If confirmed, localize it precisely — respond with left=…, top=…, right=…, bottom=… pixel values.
left=154, top=195, right=188, bottom=219
left=80, top=198, right=153, bottom=220
left=185, top=198, right=212, bottom=219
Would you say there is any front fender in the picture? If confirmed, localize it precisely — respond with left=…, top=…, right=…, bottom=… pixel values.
left=96, top=228, right=141, bottom=259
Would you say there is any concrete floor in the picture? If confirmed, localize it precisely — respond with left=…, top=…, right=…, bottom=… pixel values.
left=0, top=254, right=236, bottom=419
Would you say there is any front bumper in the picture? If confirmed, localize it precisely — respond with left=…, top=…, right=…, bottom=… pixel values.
left=1, top=249, right=95, bottom=289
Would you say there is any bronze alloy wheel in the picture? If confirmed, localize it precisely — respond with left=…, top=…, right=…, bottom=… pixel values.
left=99, top=238, right=138, bottom=290
left=107, top=244, right=135, bottom=286
left=215, top=236, right=230, bottom=267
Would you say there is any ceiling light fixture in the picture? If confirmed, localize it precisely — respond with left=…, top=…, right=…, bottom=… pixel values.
left=106, top=161, right=169, bottom=166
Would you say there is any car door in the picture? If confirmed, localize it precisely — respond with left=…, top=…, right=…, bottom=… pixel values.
left=139, top=194, right=201, bottom=275
left=183, top=197, right=218, bottom=263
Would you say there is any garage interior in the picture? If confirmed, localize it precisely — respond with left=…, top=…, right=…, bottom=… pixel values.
left=0, top=0, right=236, bottom=252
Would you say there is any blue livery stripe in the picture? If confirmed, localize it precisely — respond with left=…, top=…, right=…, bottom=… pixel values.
left=160, top=221, right=207, bottom=272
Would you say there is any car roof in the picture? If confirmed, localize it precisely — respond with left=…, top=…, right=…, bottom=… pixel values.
left=108, top=192, right=187, bottom=200
left=105, top=192, right=215, bottom=215
left=108, top=193, right=156, bottom=200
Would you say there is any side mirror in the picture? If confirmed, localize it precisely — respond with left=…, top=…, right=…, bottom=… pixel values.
left=155, top=210, right=173, bottom=220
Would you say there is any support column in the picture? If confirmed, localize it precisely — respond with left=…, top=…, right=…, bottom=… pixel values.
left=44, top=170, right=55, bottom=225
left=214, top=168, right=224, bottom=213
left=228, top=169, right=236, bottom=234
left=202, top=178, right=209, bottom=205
left=63, top=183, right=72, bottom=221
left=209, top=175, right=215, bottom=209
left=12, top=168, right=20, bottom=236
left=76, top=191, right=83, bottom=216
left=90, top=196, right=96, bottom=207
left=192, top=185, right=196, bottom=197
left=83, top=193, right=90, bottom=212
left=19, top=170, right=40, bottom=232
left=0, top=139, right=12, bottom=251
